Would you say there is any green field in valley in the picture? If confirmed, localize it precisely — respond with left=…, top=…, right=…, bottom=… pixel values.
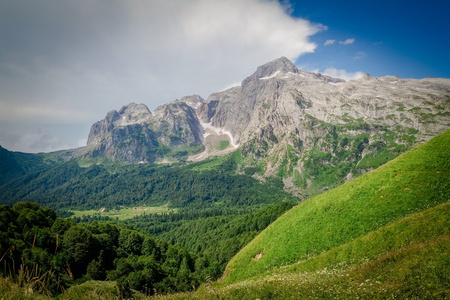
left=69, top=205, right=175, bottom=220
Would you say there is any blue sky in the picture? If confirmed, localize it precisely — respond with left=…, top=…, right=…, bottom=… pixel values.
left=290, top=0, right=450, bottom=79
left=0, top=0, right=448, bottom=153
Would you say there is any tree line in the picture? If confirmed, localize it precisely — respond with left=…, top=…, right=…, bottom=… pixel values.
left=0, top=156, right=296, bottom=210
left=125, top=201, right=294, bottom=270
left=0, top=202, right=218, bottom=297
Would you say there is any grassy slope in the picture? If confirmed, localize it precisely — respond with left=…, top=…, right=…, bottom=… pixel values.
left=158, top=201, right=449, bottom=299
left=223, top=129, right=450, bottom=283
left=69, top=205, right=174, bottom=221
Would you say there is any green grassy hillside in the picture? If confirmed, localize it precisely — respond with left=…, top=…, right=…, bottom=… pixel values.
left=155, top=201, right=450, bottom=299
left=223, top=129, right=450, bottom=284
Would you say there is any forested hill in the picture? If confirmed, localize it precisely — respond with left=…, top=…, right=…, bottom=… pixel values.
left=0, top=145, right=65, bottom=186
left=0, top=151, right=296, bottom=210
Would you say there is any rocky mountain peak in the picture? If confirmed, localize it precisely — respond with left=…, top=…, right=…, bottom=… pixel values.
left=116, top=103, right=152, bottom=125
left=175, top=95, right=205, bottom=109
left=86, top=103, right=151, bottom=147
left=118, top=102, right=151, bottom=116
left=359, top=73, right=376, bottom=81
left=242, top=57, right=298, bottom=85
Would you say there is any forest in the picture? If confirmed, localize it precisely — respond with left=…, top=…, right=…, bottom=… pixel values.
left=0, top=148, right=300, bottom=297
left=0, top=202, right=218, bottom=297
left=0, top=200, right=293, bottom=297
left=0, top=153, right=296, bottom=210
left=125, top=201, right=294, bottom=269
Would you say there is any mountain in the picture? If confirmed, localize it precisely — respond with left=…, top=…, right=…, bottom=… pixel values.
left=79, top=57, right=450, bottom=195
left=223, top=129, right=450, bottom=284
left=1, top=57, right=449, bottom=198
left=1, top=57, right=449, bottom=299
left=0, top=146, right=71, bottom=185
left=85, top=98, right=205, bottom=162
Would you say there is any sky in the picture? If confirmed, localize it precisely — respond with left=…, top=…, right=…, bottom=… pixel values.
left=1, top=0, right=449, bottom=153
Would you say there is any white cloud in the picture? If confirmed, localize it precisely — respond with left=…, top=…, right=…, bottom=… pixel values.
left=0, top=0, right=324, bottom=152
left=0, top=102, right=91, bottom=123
left=322, top=68, right=365, bottom=81
left=354, top=51, right=368, bottom=60
left=324, top=39, right=336, bottom=46
left=339, top=38, right=355, bottom=45
left=220, top=82, right=242, bottom=92
left=0, top=128, right=81, bottom=153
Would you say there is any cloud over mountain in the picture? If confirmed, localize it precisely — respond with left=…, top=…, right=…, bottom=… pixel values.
left=0, top=0, right=323, bottom=153
left=322, top=68, right=365, bottom=81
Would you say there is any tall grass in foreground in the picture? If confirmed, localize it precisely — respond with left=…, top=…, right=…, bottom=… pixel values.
left=0, top=263, right=57, bottom=299
left=0, top=275, right=128, bottom=300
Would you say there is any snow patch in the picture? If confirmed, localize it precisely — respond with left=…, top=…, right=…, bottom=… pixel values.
left=185, top=101, right=202, bottom=109
left=259, top=70, right=281, bottom=80
left=200, top=120, right=239, bottom=148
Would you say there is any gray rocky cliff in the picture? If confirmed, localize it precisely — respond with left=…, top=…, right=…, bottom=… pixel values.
left=151, top=100, right=204, bottom=147
left=85, top=98, right=205, bottom=162
left=197, top=57, right=450, bottom=149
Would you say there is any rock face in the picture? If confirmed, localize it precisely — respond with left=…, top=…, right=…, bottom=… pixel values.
left=83, top=57, right=450, bottom=193
left=85, top=100, right=205, bottom=162
left=87, top=103, right=152, bottom=146
left=198, top=57, right=449, bottom=146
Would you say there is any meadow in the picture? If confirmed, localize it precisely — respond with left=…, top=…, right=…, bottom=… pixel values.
left=69, top=205, right=175, bottom=221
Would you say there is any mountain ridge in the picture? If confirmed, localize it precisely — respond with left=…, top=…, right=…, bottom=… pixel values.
left=1, top=57, right=450, bottom=194
left=58, top=57, right=450, bottom=168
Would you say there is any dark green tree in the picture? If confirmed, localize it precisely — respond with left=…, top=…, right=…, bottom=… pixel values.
left=62, top=225, right=95, bottom=277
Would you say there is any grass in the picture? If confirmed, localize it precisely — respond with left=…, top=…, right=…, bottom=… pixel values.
left=150, top=233, right=449, bottom=299
left=154, top=174, right=450, bottom=299
left=357, top=146, right=399, bottom=169
left=257, top=200, right=450, bottom=278
left=190, top=155, right=230, bottom=171
left=63, top=280, right=150, bottom=299
left=219, top=140, right=230, bottom=151
left=0, top=266, right=54, bottom=299
left=70, top=205, right=174, bottom=221
left=63, top=281, right=120, bottom=299
left=223, top=129, right=450, bottom=283
left=0, top=277, right=147, bottom=300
